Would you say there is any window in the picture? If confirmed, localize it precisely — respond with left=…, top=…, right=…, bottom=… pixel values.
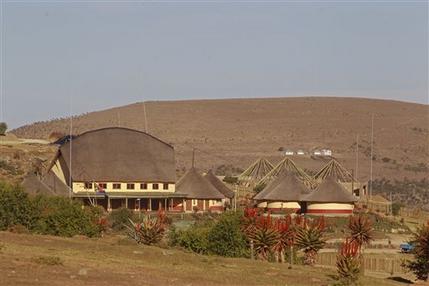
left=163, top=183, right=169, bottom=190
left=112, top=183, right=121, bottom=190
left=127, top=183, right=135, bottom=190
left=152, top=183, right=159, bottom=190
left=140, top=183, right=148, bottom=190
left=84, top=182, right=93, bottom=189
left=98, top=183, right=107, bottom=189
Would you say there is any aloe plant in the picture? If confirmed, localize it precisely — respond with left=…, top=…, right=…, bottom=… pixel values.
left=126, top=210, right=166, bottom=245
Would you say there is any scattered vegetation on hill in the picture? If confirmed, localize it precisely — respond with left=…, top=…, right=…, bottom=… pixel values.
left=373, top=178, right=429, bottom=211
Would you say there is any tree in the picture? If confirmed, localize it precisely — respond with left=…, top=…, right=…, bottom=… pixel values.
left=404, top=221, right=429, bottom=281
left=0, top=122, right=7, bottom=135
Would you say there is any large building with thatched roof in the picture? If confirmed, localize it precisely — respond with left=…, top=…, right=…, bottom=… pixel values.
left=253, top=173, right=310, bottom=213
left=237, top=158, right=273, bottom=187
left=176, top=167, right=226, bottom=212
left=45, top=127, right=186, bottom=211
left=302, top=176, right=358, bottom=216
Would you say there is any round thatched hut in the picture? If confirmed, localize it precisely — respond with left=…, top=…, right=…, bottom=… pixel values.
left=302, top=176, right=358, bottom=216
left=253, top=172, right=310, bottom=213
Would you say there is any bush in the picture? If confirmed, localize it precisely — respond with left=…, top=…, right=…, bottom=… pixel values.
left=392, top=202, right=402, bottom=216
left=0, top=182, right=38, bottom=230
left=403, top=221, right=429, bottom=281
left=253, top=183, right=265, bottom=193
left=207, top=212, right=247, bottom=257
left=170, top=222, right=212, bottom=254
left=32, top=196, right=101, bottom=237
left=32, top=255, right=63, bottom=266
left=0, top=122, right=7, bottom=135
left=223, top=176, right=238, bottom=184
left=108, top=208, right=134, bottom=231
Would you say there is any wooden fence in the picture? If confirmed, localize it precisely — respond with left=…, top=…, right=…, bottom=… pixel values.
left=316, top=253, right=406, bottom=275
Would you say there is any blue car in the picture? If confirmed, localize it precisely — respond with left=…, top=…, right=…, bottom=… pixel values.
left=400, top=243, right=415, bottom=253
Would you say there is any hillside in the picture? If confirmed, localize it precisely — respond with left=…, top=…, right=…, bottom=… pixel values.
left=0, top=231, right=410, bottom=286
left=11, top=97, right=429, bottom=181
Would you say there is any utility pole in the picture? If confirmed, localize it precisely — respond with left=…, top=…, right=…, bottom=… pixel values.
left=192, top=148, right=195, bottom=168
left=369, top=114, right=374, bottom=199
left=143, top=102, right=148, bottom=133
left=355, top=134, right=359, bottom=183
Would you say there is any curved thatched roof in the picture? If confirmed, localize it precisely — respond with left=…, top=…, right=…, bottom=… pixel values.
left=52, top=127, right=175, bottom=183
left=238, top=158, right=274, bottom=184
left=314, top=159, right=355, bottom=183
left=303, top=176, right=358, bottom=203
left=176, top=168, right=225, bottom=200
left=253, top=173, right=310, bottom=202
left=204, top=170, right=234, bottom=199
left=258, top=157, right=316, bottom=189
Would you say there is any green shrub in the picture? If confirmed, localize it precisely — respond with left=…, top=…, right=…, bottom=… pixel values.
left=253, top=183, right=265, bottom=193
left=0, top=122, right=7, bottom=135
left=108, top=207, right=134, bottom=231
left=0, top=182, right=38, bottom=230
left=207, top=212, right=247, bottom=257
left=392, top=202, right=402, bottom=216
left=223, top=176, right=238, bottom=184
left=32, top=196, right=101, bottom=237
left=170, top=222, right=212, bottom=254
left=32, top=255, right=63, bottom=266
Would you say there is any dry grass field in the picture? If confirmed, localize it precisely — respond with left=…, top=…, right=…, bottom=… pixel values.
left=11, top=97, right=429, bottom=181
left=0, top=231, right=417, bottom=286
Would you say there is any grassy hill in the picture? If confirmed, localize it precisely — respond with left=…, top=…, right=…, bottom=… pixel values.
left=0, top=231, right=411, bottom=286
left=11, top=97, right=429, bottom=181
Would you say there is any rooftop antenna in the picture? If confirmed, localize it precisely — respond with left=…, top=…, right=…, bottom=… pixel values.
left=369, top=114, right=374, bottom=199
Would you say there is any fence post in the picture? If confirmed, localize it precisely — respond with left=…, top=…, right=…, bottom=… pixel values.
left=250, top=240, right=254, bottom=260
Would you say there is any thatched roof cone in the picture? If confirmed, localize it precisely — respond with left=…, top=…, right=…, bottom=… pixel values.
left=204, top=170, right=234, bottom=199
left=253, top=173, right=310, bottom=202
left=258, top=157, right=316, bottom=189
left=303, top=176, right=358, bottom=203
left=22, top=172, right=70, bottom=197
left=238, top=158, right=274, bottom=184
left=314, top=159, right=355, bottom=183
left=176, top=167, right=226, bottom=200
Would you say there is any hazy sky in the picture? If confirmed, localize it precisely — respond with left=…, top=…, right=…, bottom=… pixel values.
left=1, top=1, right=428, bottom=128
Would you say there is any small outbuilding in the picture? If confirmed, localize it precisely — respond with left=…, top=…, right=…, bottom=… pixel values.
left=176, top=167, right=226, bottom=213
left=204, top=170, right=235, bottom=206
left=302, top=176, right=358, bottom=216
